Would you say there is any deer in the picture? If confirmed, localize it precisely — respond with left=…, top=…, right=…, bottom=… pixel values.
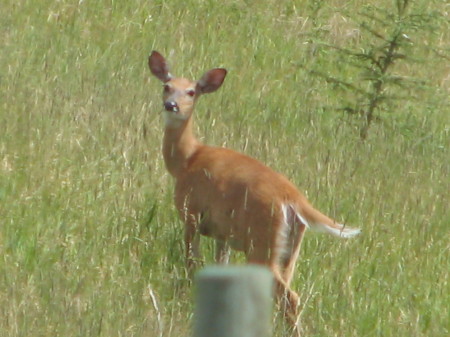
left=148, top=50, right=361, bottom=332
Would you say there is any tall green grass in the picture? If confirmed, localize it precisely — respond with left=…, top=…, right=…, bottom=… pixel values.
left=1, top=0, right=448, bottom=336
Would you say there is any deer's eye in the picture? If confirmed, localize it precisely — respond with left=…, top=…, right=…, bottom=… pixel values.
left=163, top=84, right=171, bottom=93
left=186, top=89, right=196, bottom=97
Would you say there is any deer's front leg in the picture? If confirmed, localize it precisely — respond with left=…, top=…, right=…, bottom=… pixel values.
left=184, top=214, right=202, bottom=272
left=215, top=239, right=230, bottom=264
left=175, top=190, right=203, bottom=272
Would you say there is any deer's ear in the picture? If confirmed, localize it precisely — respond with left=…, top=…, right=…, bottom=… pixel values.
left=197, top=68, right=227, bottom=94
left=148, top=51, right=172, bottom=83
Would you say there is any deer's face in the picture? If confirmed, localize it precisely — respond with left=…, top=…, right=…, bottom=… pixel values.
left=149, top=50, right=227, bottom=129
left=161, top=77, right=198, bottom=128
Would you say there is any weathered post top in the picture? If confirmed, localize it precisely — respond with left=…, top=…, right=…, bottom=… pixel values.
left=193, top=265, right=273, bottom=337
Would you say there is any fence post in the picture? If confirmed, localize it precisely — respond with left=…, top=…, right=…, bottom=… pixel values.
left=193, top=265, right=273, bottom=337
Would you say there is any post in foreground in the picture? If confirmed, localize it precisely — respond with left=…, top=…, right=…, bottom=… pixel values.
left=194, top=265, right=273, bottom=337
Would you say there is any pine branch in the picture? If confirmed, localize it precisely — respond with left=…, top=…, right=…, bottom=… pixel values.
left=307, top=69, right=367, bottom=95
left=304, top=0, right=442, bottom=140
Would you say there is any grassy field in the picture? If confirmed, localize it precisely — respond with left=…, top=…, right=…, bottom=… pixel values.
left=1, top=0, right=449, bottom=336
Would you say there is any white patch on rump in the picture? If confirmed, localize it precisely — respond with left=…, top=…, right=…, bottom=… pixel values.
left=276, top=204, right=309, bottom=263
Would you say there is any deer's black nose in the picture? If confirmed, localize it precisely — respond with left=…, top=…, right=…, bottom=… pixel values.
left=164, top=101, right=179, bottom=112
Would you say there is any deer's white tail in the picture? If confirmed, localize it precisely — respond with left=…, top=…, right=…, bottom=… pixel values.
left=313, top=222, right=362, bottom=238
left=289, top=203, right=361, bottom=238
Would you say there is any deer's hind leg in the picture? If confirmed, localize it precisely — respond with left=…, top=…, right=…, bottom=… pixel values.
left=272, top=265, right=301, bottom=336
left=278, top=204, right=308, bottom=285
left=273, top=204, right=308, bottom=335
left=280, top=223, right=307, bottom=286
left=246, top=238, right=300, bottom=335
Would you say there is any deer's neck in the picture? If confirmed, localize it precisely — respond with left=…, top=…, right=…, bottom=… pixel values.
left=163, top=117, right=201, bottom=177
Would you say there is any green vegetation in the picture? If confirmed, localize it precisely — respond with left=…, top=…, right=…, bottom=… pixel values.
left=304, top=0, right=447, bottom=139
left=1, top=0, right=448, bottom=336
